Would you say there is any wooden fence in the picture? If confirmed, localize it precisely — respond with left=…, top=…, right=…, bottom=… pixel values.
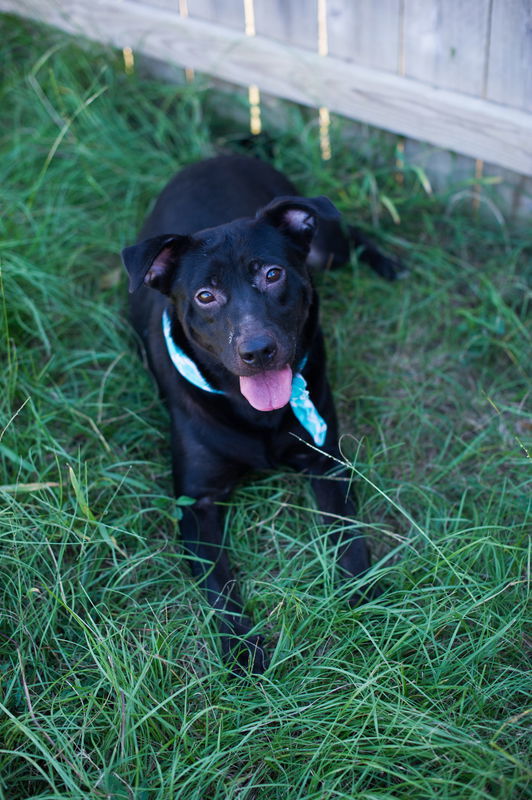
left=2, top=0, right=531, bottom=210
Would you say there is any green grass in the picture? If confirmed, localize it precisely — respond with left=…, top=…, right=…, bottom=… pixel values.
left=1, top=14, right=531, bottom=800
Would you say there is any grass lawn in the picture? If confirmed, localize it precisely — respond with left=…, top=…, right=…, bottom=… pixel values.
left=1, top=14, right=530, bottom=800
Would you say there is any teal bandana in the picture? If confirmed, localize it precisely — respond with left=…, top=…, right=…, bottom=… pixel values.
left=162, top=310, right=327, bottom=446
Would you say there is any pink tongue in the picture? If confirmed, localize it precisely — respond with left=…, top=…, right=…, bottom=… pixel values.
left=239, top=366, right=293, bottom=411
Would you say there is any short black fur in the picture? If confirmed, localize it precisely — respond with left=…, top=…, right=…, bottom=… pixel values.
left=122, top=155, right=400, bottom=673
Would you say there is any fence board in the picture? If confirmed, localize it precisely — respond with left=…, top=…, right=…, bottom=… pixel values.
left=133, top=0, right=177, bottom=11
left=403, top=0, right=491, bottom=95
left=1, top=0, right=531, bottom=176
left=327, top=0, right=401, bottom=72
left=254, top=0, right=318, bottom=51
left=487, top=0, right=532, bottom=112
left=188, top=0, right=244, bottom=30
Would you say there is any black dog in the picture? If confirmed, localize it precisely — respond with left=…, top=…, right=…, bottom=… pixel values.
left=122, top=155, right=400, bottom=672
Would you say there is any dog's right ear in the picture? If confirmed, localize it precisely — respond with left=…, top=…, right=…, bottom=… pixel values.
left=121, top=234, right=190, bottom=294
left=257, top=195, right=340, bottom=256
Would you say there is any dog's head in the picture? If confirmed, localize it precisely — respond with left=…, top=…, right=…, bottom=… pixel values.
left=122, top=195, right=339, bottom=411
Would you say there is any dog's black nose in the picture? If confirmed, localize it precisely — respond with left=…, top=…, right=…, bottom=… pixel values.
left=238, top=335, right=278, bottom=367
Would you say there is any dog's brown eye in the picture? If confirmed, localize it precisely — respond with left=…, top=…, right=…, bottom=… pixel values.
left=265, top=267, right=283, bottom=284
left=196, top=290, right=215, bottom=304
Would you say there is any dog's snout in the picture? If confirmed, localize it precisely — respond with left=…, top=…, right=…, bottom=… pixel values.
left=238, top=334, right=278, bottom=367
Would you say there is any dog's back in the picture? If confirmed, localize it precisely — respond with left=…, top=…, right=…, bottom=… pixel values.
left=140, top=155, right=298, bottom=238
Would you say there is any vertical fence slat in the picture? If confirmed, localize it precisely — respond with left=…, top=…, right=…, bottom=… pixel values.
left=402, top=0, right=491, bottom=95
left=254, top=0, right=318, bottom=51
left=188, top=0, right=245, bottom=30
left=137, top=0, right=178, bottom=10
left=486, top=0, right=532, bottom=112
left=326, top=0, right=401, bottom=72
left=401, top=0, right=492, bottom=193
left=254, top=0, right=321, bottom=152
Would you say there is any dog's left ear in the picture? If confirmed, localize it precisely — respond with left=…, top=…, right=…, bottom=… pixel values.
left=258, top=195, right=340, bottom=249
left=121, top=234, right=190, bottom=294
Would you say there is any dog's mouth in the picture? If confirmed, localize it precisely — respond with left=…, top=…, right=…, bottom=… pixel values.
left=239, top=366, right=293, bottom=411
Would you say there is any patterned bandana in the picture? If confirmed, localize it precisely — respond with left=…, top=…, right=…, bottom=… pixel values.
left=162, top=310, right=327, bottom=446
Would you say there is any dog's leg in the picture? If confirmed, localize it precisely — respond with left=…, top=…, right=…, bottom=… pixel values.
left=309, top=219, right=405, bottom=279
left=286, top=437, right=376, bottom=602
left=309, top=467, right=374, bottom=597
left=168, top=422, right=267, bottom=673
left=348, top=225, right=406, bottom=281
left=179, top=498, right=267, bottom=673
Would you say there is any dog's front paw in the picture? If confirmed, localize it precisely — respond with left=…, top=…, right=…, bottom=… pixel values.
left=233, top=633, right=268, bottom=675
left=347, top=579, right=383, bottom=607
left=222, top=632, right=268, bottom=676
